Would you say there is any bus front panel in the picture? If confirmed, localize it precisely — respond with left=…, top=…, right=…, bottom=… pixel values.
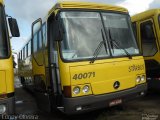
left=55, top=10, right=147, bottom=114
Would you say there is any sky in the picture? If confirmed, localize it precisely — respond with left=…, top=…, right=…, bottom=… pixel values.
left=4, top=0, right=160, bottom=53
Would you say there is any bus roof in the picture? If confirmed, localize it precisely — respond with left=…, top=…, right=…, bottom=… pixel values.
left=48, top=1, right=128, bottom=15
left=132, top=9, right=160, bottom=22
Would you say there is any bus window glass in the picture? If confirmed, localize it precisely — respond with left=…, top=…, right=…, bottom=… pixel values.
left=18, top=53, right=20, bottom=60
left=132, top=22, right=137, bottom=38
left=140, top=21, right=157, bottom=56
left=23, top=47, right=25, bottom=59
left=28, top=41, right=31, bottom=56
left=21, top=50, right=22, bottom=60
left=42, top=24, right=47, bottom=47
left=60, top=11, right=110, bottom=60
left=38, top=30, right=42, bottom=49
left=26, top=44, right=28, bottom=57
left=102, top=13, right=139, bottom=56
left=0, top=5, right=9, bottom=58
left=33, top=34, right=38, bottom=52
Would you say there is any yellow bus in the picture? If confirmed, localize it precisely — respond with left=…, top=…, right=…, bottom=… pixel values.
left=0, top=0, right=20, bottom=115
left=132, top=9, right=160, bottom=88
left=18, top=2, right=147, bottom=114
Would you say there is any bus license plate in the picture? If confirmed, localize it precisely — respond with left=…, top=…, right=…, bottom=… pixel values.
left=109, top=99, right=122, bottom=107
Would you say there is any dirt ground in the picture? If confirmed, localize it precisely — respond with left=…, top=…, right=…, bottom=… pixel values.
left=14, top=77, right=160, bottom=120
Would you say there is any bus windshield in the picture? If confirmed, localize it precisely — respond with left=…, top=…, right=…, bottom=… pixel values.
left=102, top=13, right=139, bottom=57
left=0, top=5, right=9, bottom=58
left=60, top=11, right=139, bottom=61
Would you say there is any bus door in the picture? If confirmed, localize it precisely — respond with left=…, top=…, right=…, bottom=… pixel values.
left=139, top=19, right=158, bottom=57
left=32, top=19, right=51, bottom=112
left=139, top=19, right=160, bottom=76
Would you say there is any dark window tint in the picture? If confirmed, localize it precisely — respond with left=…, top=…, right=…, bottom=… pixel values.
left=0, top=5, right=9, bottom=58
left=21, top=50, right=22, bottom=60
left=132, top=22, right=137, bottom=38
left=33, top=34, right=38, bottom=52
left=26, top=44, right=28, bottom=57
left=23, top=47, right=25, bottom=59
left=140, top=21, right=157, bottom=56
left=18, top=52, right=20, bottom=60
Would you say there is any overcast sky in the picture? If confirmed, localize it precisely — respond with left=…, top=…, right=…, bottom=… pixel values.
left=4, top=0, right=160, bottom=52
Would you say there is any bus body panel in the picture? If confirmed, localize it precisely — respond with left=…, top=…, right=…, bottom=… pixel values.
left=49, top=2, right=128, bottom=16
left=32, top=55, right=45, bottom=76
left=0, top=57, right=14, bottom=94
left=70, top=57, right=145, bottom=95
left=0, top=47, right=14, bottom=115
left=59, top=56, right=145, bottom=97
left=0, top=0, right=3, bottom=4
left=0, top=71, right=6, bottom=94
left=62, top=83, right=147, bottom=114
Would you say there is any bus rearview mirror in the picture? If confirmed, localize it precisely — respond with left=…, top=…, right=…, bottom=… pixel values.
left=8, top=18, right=20, bottom=37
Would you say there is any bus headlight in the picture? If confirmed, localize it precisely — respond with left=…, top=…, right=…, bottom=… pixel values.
left=83, top=85, right=90, bottom=93
left=141, top=75, right=145, bottom=82
left=0, top=104, right=6, bottom=114
left=136, top=76, right=141, bottom=83
left=73, top=86, right=80, bottom=95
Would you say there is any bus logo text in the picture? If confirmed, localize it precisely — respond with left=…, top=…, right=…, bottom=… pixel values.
left=129, top=64, right=144, bottom=72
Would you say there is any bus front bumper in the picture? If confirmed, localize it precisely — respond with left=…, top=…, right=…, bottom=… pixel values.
left=0, top=97, right=15, bottom=115
left=61, top=83, right=147, bottom=115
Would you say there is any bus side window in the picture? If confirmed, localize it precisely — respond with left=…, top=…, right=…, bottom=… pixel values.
left=26, top=44, right=28, bottom=57
left=38, top=30, right=42, bottom=49
left=21, top=50, right=22, bottom=60
left=140, top=21, right=157, bottom=56
left=18, top=53, right=20, bottom=60
left=33, top=34, right=38, bottom=52
left=28, top=41, right=31, bottom=56
left=23, top=47, right=25, bottom=60
left=42, top=23, right=47, bottom=47
left=18, top=52, right=21, bottom=60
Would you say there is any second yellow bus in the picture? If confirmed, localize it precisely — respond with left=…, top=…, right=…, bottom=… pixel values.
left=132, top=9, right=160, bottom=89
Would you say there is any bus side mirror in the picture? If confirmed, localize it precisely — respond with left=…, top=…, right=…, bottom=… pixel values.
left=8, top=18, right=20, bottom=37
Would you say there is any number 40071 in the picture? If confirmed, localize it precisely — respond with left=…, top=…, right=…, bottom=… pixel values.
left=72, top=72, right=95, bottom=80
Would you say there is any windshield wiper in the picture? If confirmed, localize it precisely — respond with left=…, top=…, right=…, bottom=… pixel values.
left=90, top=29, right=107, bottom=63
left=108, top=29, right=132, bottom=59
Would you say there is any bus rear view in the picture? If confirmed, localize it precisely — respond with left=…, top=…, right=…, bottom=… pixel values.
left=20, top=2, right=147, bottom=114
